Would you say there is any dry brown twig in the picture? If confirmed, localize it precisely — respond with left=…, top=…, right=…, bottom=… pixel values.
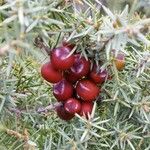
left=6, top=128, right=36, bottom=150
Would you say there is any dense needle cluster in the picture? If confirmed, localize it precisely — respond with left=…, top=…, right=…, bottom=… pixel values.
left=41, top=41, right=125, bottom=121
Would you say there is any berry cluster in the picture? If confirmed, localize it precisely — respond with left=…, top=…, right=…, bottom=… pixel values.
left=41, top=42, right=125, bottom=121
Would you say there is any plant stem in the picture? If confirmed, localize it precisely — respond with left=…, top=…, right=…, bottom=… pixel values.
left=34, top=36, right=50, bottom=55
left=37, top=102, right=62, bottom=113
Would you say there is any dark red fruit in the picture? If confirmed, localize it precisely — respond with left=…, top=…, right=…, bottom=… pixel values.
left=65, top=71, right=79, bottom=83
left=79, top=102, right=93, bottom=119
left=56, top=104, right=74, bottom=121
left=62, top=41, right=75, bottom=50
left=51, top=46, right=75, bottom=70
left=64, top=98, right=81, bottom=114
left=68, top=54, right=91, bottom=79
left=76, top=79, right=99, bottom=101
left=53, top=79, right=73, bottom=101
left=41, top=62, right=63, bottom=83
left=89, top=65, right=108, bottom=84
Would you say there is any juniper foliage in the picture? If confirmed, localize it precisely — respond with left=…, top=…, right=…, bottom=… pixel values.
left=0, top=0, right=150, bottom=150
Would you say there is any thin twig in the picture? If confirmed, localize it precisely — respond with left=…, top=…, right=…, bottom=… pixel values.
left=37, top=102, right=61, bottom=113
left=9, top=108, right=22, bottom=116
left=34, top=36, right=50, bottom=55
left=9, top=102, right=61, bottom=115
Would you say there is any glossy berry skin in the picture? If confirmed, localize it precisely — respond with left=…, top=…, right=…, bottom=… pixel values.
left=68, top=54, right=91, bottom=80
left=53, top=79, right=73, bottom=101
left=76, top=79, right=99, bottom=101
left=89, top=65, right=108, bottom=84
left=79, top=102, right=93, bottom=119
left=56, top=104, right=74, bottom=121
left=64, top=98, right=81, bottom=114
left=114, top=53, right=125, bottom=71
left=41, top=62, right=63, bottom=83
left=51, top=46, right=75, bottom=70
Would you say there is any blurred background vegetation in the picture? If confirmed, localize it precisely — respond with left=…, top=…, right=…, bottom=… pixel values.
left=0, top=0, right=150, bottom=150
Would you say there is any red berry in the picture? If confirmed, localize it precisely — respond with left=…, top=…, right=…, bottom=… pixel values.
left=51, top=46, right=75, bottom=70
left=65, top=71, right=79, bottom=83
left=68, top=54, right=91, bottom=79
left=56, top=104, right=74, bottom=121
left=53, top=79, right=73, bottom=101
left=64, top=98, right=81, bottom=114
left=89, top=65, right=108, bottom=84
left=62, top=41, right=75, bottom=50
left=41, top=62, right=63, bottom=83
left=79, top=102, right=93, bottom=119
left=76, top=79, right=99, bottom=101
